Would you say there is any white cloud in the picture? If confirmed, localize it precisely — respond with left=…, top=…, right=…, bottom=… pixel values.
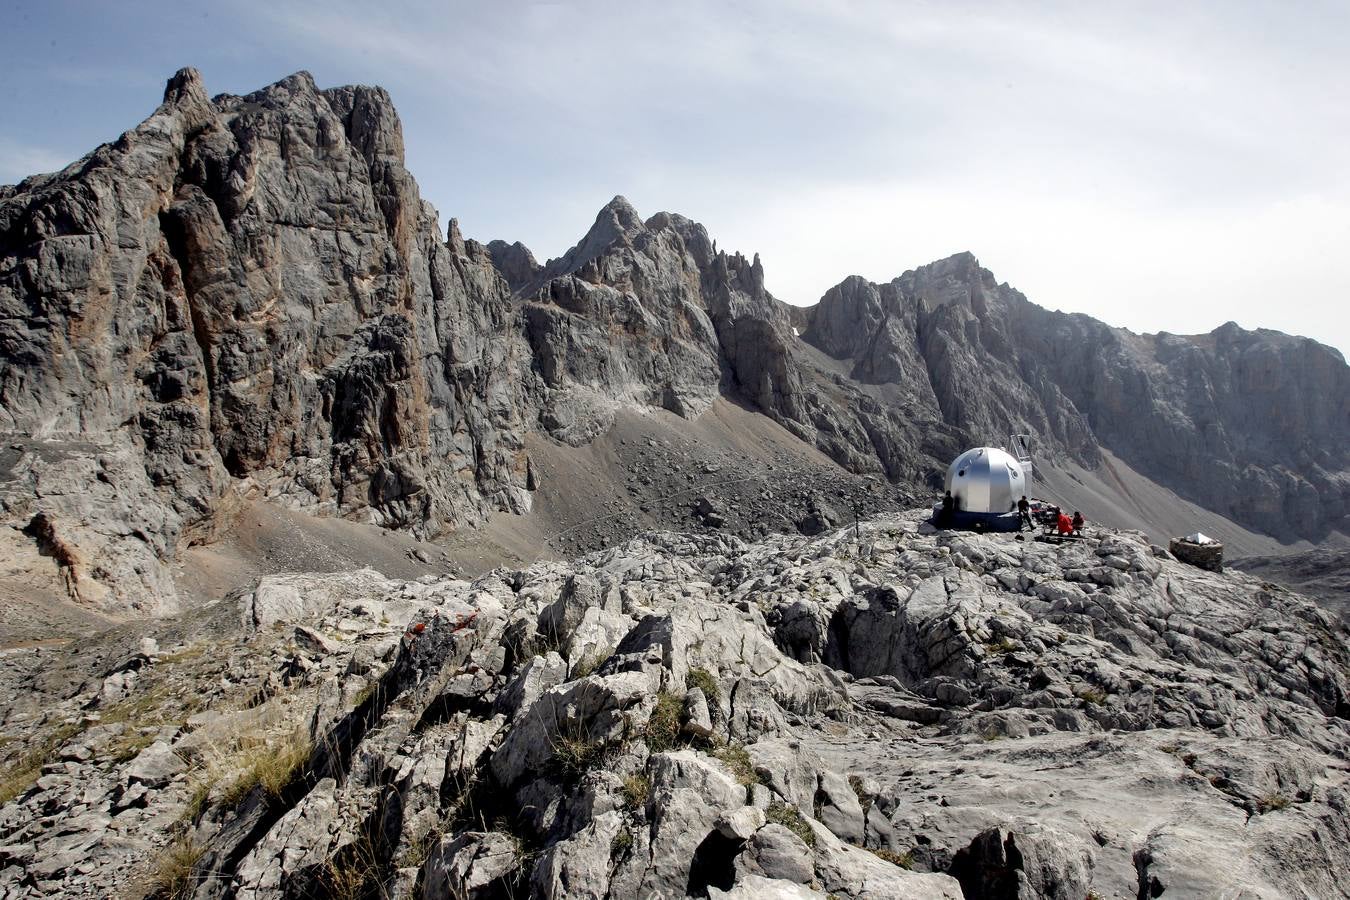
left=0, top=138, right=74, bottom=185
left=213, top=1, right=1350, bottom=356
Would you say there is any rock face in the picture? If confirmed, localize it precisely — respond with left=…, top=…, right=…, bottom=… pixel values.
left=0, top=69, right=531, bottom=614
left=802, top=253, right=1350, bottom=542
left=1231, top=547, right=1350, bottom=620
left=1, top=511, right=1346, bottom=898
left=1, top=67, right=1347, bottom=620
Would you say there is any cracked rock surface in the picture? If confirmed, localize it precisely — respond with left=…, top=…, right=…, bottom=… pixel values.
left=0, top=511, right=1345, bottom=898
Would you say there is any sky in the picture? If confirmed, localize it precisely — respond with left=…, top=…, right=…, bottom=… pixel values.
left=3, top=0, right=1348, bottom=357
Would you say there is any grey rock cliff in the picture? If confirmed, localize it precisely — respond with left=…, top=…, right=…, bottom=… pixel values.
left=0, top=69, right=532, bottom=613
left=803, top=253, right=1350, bottom=541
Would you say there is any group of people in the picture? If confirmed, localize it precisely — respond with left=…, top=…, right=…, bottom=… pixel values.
left=937, top=491, right=1086, bottom=536
left=1017, top=495, right=1084, bottom=535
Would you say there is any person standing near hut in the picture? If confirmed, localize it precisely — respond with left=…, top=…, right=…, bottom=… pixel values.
left=940, top=490, right=955, bottom=527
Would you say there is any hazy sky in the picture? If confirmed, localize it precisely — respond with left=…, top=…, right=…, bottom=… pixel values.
left=3, top=1, right=1347, bottom=356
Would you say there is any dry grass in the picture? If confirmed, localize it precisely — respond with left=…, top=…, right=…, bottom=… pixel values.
left=181, top=778, right=213, bottom=824
left=146, top=833, right=206, bottom=899
left=100, top=683, right=208, bottom=762
left=871, top=847, right=914, bottom=869
left=158, top=643, right=207, bottom=665
left=319, top=840, right=380, bottom=900
left=220, top=730, right=312, bottom=809
left=0, top=720, right=83, bottom=805
left=351, top=679, right=380, bottom=709
left=621, top=773, right=651, bottom=809
left=643, top=692, right=684, bottom=753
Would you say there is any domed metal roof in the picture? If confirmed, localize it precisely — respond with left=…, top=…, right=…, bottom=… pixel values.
left=945, top=446, right=1027, bottom=515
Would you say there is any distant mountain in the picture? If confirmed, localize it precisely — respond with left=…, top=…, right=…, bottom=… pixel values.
left=1, top=68, right=1346, bottom=617
left=802, top=255, right=1350, bottom=542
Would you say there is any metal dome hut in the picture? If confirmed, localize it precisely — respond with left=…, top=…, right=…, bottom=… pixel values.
left=938, top=444, right=1029, bottom=532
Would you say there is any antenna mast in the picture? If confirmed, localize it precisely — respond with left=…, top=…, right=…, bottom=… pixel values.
left=1009, top=433, right=1034, bottom=483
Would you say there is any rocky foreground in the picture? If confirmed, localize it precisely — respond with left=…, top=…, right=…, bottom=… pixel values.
left=1, top=512, right=1347, bottom=899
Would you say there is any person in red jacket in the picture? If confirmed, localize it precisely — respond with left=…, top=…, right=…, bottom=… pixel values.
left=1057, top=512, right=1074, bottom=535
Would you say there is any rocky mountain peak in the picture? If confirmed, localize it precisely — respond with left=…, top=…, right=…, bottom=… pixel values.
left=486, top=239, right=541, bottom=293
left=162, top=66, right=208, bottom=106
left=0, top=64, right=1347, bottom=622
left=538, top=194, right=648, bottom=282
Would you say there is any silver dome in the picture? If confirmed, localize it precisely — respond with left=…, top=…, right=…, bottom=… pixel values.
left=945, top=446, right=1027, bottom=514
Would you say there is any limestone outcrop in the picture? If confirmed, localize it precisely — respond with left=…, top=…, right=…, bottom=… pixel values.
left=1, top=512, right=1346, bottom=898
left=0, top=69, right=531, bottom=614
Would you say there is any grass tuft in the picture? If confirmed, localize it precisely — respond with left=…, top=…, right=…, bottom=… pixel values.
left=551, top=731, right=610, bottom=779
left=147, top=833, right=206, bottom=899
left=686, top=667, right=721, bottom=705
left=611, top=828, right=634, bottom=856
left=182, top=778, right=213, bottom=824
left=713, top=743, right=760, bottom=786
left=570, top=648, right=613, bottom=681
left=621, top=773, right=651, bottom=809
left=643, top=692, right=685, bottom=753
left=766, top=800, right=816, bottom=848
left=318, top=838, right=381, bottom=900
left=871, top=847, right=914, bottom=869
left=220, top=730, right=311, bottom=809
left=848, top=774, right=873, bottom=816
